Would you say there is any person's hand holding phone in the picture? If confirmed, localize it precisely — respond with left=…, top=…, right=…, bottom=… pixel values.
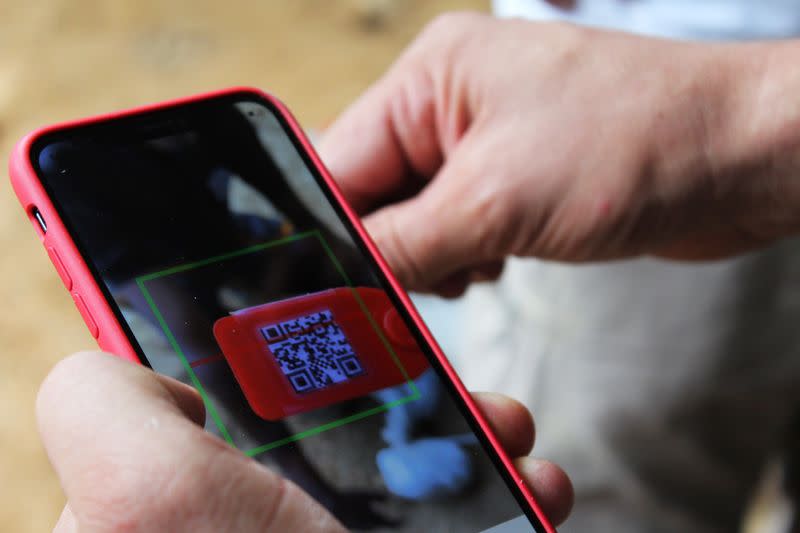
left=40, top=352, right=573, bottom=532
left=320, top=13, right=800, bottom=295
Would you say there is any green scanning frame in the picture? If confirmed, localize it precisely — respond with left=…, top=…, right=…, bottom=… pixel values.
left=135, top=229, right=420, bottom=456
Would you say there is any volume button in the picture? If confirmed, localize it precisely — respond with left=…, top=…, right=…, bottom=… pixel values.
left=72, top=293, right=99, bottom=338
left=46, top=246, right=73, bottom=290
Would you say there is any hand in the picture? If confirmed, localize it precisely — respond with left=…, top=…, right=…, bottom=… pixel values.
left=39, top=352, right=573, bottom=532
left=319, top=13, right=800, bottom=295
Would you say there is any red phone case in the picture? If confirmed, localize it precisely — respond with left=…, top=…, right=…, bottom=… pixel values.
left=8, top=87, right=556, bottom=533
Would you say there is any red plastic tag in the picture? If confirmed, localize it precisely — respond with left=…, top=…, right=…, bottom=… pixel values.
left=213, top=287, right=429, bottom=420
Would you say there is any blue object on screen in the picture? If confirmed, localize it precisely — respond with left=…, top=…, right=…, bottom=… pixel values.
left=376, top=438, right=475, bottom=500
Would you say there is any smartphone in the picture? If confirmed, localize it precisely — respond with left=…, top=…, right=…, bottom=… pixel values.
left=9, top=88, right=554, bottom=533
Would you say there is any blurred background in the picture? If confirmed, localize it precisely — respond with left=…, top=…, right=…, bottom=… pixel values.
left=1, top=1, right=798, bottom=532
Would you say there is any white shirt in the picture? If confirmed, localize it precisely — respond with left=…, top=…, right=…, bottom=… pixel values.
left=494, top=0, right=800, bottom=40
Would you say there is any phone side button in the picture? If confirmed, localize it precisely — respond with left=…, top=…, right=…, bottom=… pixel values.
left=72, top=293, right=99, bottom=338
left=46, top=246, right=73, bottom=291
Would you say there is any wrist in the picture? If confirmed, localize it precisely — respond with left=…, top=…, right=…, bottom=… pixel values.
left=702, top=41, right=800, bottom=242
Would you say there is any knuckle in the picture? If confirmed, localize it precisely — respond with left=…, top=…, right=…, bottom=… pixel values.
left=457, top=174, right=511, bottom=259
left=82, top=433, right=253, bottom=532
left=255, top=474, right=291, bottom=531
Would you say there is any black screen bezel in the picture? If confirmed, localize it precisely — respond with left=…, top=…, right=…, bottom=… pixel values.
left=30, top=90, right=546, bottom=532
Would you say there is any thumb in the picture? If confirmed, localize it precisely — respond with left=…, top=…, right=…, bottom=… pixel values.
left=37, top=352, right=345, bottom=533
left=317, top=65, right=445, bottom=215
left=317, top=15, right=483, bottom=215
left=53, top=505, right=76, bottom=533
left=364, top=134, right=500, bottom=291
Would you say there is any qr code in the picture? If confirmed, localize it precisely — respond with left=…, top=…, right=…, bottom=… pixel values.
left=261, top=310, right=365, bottom=394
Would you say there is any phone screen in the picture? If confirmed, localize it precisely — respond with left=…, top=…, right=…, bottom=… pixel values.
left=32, top=92, right=542, bottom=532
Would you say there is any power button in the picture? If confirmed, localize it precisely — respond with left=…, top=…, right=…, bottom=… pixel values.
left=72, top=293, right=99, bottom=338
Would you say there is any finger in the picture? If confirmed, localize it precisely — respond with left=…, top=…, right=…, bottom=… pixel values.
left=431, top=270, right=471, bottom=299
left=36, top=351, right=214, bottom=529
left=468, top=260, right=505, bottom=283
left=317, top=12, right=486, bottom=213
left=53, top=504, right=76, bottom=533
left=317, top=59, right=444, bottom=214
left=515, top=458, right=574, bottom=526
left=37, top=351, right=344, bottom=533
left=473, top=392, right=573, bottom=524
left=429, top=260, right=506, bottom=298
left=362, top=133, right=500, bottom=290
left=318, top=16, right=498, bottom=289
left=472, top=392, right=535, bottom=457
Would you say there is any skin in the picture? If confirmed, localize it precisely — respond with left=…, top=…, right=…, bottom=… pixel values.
left=318, top=13, right=800, bottom=296
left=40, top=352, right=573, bottom=532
